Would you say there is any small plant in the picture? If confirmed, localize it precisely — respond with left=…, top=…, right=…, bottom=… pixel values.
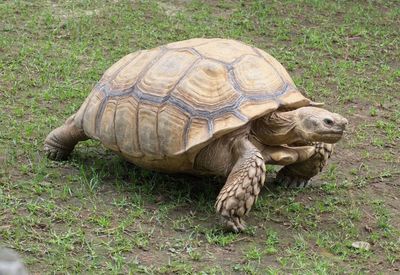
left=369, top=107, right=378, bottom=116
left=205, top=229, right=238, bottom=247
left=245, top=245, right=263, bottom=262
left=264, top=229, right=279, bottom=254
left=188, top=248, right=201, bottom=261
left=93, top=215, right=112, bottom=228
left=79, top=166, right=103, bottom=193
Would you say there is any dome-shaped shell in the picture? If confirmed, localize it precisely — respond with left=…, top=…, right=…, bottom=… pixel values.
left=75, top=38, right=311, bottom=169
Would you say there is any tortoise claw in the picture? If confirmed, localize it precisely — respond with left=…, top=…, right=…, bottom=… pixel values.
left=44, top=144, right=70, bottom=161
left=297, top=179, right=308, bottom=188
left=223, top=216, right=246, bottom=233
left=278, top=174, right=290, bottom=187
left=275, top=172, right=310, bottom=189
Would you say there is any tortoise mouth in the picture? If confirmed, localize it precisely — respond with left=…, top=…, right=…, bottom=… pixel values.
left=314, top=130, right=344, bottom=143
left=297, top=128, right=345, bottom=144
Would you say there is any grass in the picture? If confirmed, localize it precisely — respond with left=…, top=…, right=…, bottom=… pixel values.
left=1, top=0, right=399, bottom=273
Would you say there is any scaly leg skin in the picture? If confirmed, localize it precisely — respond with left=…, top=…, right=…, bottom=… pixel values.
left=215, top=139, right=266, bottom=232
left=275, top=143, right=333, bottom=188
left=44, top=115, right=88, bottom=160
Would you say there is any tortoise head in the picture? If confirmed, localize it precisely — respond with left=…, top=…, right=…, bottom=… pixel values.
left=293, top=107, right=348, bottom=143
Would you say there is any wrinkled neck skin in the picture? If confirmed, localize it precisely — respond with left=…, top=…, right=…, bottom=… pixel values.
left=251, top=110, right=302, bottom=145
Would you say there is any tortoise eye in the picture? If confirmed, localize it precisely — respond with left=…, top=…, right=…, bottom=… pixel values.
left=323, top=118, right=334, bottom=126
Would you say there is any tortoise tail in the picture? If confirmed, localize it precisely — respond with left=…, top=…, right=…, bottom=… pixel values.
left=44, top=115, right=88, bottom=160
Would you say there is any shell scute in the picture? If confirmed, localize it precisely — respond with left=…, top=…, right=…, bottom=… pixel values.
left=114, top=96, right=143, bottom=158
left=137, top=103, right=161, bottom=158
left=101, top=52, right=140, bottom=83
left=213, top=115, right=246, bottom=137
left=256, top=49, right=295, bottom=86
left=239, top=100, right=279, bottom=119
left=166, top=38, right=217, bottom=49
left=158, top=105, right=189, bottom=156
left=277, top=88, right=310, bottom=109
left=233, top=55, right=284, bottom=95
left=110, top=49, right=161, bottom=91
left=99, top=99, right=118, bottom=151
left=82, top=89, right=105, bottom=138
left=173, top=59, right=239, bottom=112
left=194, top=39, right=256, bottom=63
left=186, top=118, right=210, bottom=150
left=138, top=49, right=199, bottom=97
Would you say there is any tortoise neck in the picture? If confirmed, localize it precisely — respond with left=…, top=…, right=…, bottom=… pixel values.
left=251, top=110, right=300, bottom=145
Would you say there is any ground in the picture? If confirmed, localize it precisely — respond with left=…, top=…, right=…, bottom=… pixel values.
left=0, top=0, right=399, bottom=274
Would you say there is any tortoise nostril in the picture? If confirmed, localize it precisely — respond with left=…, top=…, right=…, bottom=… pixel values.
left=323, top=118, right=334, bottom=126
left=341, top=118, right=348, bottom=130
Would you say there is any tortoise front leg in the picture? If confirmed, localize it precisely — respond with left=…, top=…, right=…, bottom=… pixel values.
left=215, top=139, right=265, bottom=232
left=258, top=144, right=317, bottom=166
left=275, top=143, right=333, bottom=188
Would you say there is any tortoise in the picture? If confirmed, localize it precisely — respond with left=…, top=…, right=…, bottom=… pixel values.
left=45, top=38, right=348, bottom=232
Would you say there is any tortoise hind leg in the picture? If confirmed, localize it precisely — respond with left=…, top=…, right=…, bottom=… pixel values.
left=44, top=115, right=88, bottom=160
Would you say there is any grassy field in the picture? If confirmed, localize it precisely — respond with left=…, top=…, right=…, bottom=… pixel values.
left=1, top=0, right=399, bottom=274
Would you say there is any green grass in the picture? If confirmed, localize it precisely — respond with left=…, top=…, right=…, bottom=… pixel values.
left=1, top=0, right=399, bottom=273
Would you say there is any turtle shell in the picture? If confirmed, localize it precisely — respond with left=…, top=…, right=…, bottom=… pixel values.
left=74, top=38, right=311, bottom=171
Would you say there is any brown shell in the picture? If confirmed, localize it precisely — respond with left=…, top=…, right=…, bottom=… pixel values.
left=74, top=38, right=310, bottom=171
